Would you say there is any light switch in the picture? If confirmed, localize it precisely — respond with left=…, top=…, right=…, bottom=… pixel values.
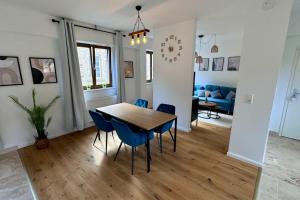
left=245, top=94, right=254, bottom=104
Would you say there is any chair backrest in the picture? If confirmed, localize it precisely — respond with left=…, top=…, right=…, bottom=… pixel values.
left=134, top=99, right=148, bottom=108
left=156, top=103, right=176, bottom=115
left=111, top=119, right=140, bottom=146
left=89, top=110, right=111, bottom=131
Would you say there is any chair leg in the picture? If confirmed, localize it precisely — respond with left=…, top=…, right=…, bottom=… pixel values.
left=131, top=146, right=135, bottom=175
left=169, top=130, right=174, bottom=141
left=114, top=142, right=123, bottom=161
left=93, top=130, right=100, bottom=145
left=105, top=131, right=108, bottom=155
left=111, top=131, right=115, bottom=141
left=160, top=133, right=163, bottom=153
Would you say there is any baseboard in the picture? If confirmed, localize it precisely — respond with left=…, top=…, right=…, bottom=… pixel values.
left=177, top=126, right=191, bottom=133
left=0, top=146, right=18, bottom=155
left=227, top=151, right=263, bottom=167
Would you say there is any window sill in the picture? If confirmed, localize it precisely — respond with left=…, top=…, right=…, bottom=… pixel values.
left=84, top=87, right=115, bottom=92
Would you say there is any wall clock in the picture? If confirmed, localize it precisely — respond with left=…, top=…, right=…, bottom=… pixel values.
left=160, top=35, right=183, bottom=63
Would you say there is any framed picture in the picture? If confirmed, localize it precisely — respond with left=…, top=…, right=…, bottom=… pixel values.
left=0, top=56, right=23, bottom=86
left=124, top=61, right=134, bottom=78
left=212, top=57, right=224, bottom=71
left=199, top=58, right=209, bottom=71
left=29, top=57, right=57, bottom=84
left=227, top=56, right=241, bottom=71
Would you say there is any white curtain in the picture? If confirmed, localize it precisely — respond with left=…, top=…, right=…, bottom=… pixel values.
left=113, top=31, right=125, bottom=103
left=59, top=19, right=89, bottom=131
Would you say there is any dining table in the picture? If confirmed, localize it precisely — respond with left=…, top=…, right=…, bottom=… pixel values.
left=96, top=103, right=177, bottom=172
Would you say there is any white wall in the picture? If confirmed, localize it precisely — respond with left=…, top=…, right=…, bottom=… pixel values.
left=0, top=4, right=64, bottom=149
left=0, top=4, right=140, bottom=149
left=153, top=19, right=196, bottom=132
left=270, top=35, right=300, bottom=133
left=194, top=32, right=243, bottom=87
left=228, top=0, right=293, bottom=166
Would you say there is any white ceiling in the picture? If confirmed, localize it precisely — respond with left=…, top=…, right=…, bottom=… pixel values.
left=1, top=0, right=251, bottom=32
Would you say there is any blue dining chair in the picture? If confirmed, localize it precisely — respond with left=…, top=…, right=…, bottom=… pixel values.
left=111, top=119, right=154, bottom=175
left=134, top=99, right=148, bottom=108
left=89, top=110, right=115, bottom=155
left=155, top=104, right=176, bottom=153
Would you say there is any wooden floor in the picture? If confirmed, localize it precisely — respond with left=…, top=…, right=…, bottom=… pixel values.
left=18, top=122, right=258, bottom=200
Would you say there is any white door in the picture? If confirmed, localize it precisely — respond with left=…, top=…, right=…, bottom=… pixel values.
left=282, top=49, right=300, bottom=140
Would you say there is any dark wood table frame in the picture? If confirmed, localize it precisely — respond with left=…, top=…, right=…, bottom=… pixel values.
left=96, top=103, right=177, bottom=172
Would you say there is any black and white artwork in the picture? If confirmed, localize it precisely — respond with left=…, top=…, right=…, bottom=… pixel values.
left=199, top=58, right=209, bottom=71
left=0, top=56, right=23, bottom=86
left=227, top=56, right=241, bottom=71
left=212, top=57, right=224, bottom=71
left=29, top=57, right=57, bottom=84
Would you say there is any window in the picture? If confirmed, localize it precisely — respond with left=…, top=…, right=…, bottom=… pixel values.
left=77, top=43, right=112, bottom=90
left=146, top=51, right=153, bottom=83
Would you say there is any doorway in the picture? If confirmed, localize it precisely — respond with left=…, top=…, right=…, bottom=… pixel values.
left=280, top=48, right=300, bottom=140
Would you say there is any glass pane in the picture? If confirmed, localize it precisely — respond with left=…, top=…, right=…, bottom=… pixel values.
left=146, top=53, right=151, bottom=81
left=77, top=46, right=93, bottom=87
left=151, top=53, right=154, bottom=80
left=95, top=48, right=110, bottom=85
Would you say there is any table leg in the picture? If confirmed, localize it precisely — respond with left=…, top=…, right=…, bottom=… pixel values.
left=174, top=117, right=177, bottom=152
left=146, top=133, right=150, bottom=172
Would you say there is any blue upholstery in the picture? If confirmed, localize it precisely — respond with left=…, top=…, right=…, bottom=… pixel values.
left=89, top=110, right=114, bottom=132
left=134, top=99, right=148, bottom=108
left=155, top=104, right=175, bottom=134
left=193, top=85, right=205, bottom=96
left=111, top=119, right=154, bottom=147
left=194, top=84, right=236, bottom=113
left=205, top=85, right=220, bottom=92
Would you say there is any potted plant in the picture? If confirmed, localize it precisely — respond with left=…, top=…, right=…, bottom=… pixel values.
left=9, top=89, right=60, bottom=149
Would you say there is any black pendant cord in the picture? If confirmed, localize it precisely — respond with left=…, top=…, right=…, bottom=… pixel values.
left=51, top=19, right=116, bottom=35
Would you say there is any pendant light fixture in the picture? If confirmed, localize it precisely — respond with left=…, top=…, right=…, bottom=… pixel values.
left=129, top=5, right=149, bottom=46
left=195, top=35, right=204, bottom=64
left=211, top=34, right=219, bottom=53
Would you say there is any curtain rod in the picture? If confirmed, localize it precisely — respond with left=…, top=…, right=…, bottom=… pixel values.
left=51, top=19, right=117, bottom=35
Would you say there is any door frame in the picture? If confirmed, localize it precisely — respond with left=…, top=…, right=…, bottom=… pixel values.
left=279, top=47, right=300, bottom=136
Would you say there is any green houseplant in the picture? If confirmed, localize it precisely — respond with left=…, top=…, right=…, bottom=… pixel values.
left=9, top=89, right=60, bottom=149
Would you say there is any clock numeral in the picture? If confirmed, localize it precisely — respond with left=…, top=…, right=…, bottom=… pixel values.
left=179, top=45, right=183, bottom=50
left=177, top=52, right=181, bottom=56
left=174, top=57, right=177, bottom=62
left=169, top=58, right=173, bottom=63
left=178, top=40, right=181, bottom=44
left=165, top=38, right=168, bottom=42
left=170, top=35, right=174, bottom=40
left=161, top=43, right=165, bottom=47
left=165, top=57, right=167, bottom=61
left=162, top=54, right=165, bottom=58
left=161, top=49, right=164, bottom=53
left=175, top=36, right=177, bottom=41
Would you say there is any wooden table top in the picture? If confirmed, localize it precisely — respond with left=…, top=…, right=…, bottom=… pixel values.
left=199, top=101, right=217, bottom=107
left=96, top=103, right=177, bottom=131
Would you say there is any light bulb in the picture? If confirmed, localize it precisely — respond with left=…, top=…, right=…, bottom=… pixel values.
left=142, top=35, right=147, bottom=44
left=130, top=38, right=135, bottom=46
left=136, top=34, right=141, bottom=45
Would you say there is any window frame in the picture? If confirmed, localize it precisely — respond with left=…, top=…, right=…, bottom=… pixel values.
left=77, top=43, right=112, bottom=90
left=146, top=50, right=153, bottom=83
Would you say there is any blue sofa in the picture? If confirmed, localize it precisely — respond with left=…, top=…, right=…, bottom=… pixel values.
left=193, top=84, right=236, bottom=114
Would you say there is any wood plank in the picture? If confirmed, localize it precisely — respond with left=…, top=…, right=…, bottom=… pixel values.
left=18, top=121, right=258, bottom=200
left=96, top=103, right=176, bottom=131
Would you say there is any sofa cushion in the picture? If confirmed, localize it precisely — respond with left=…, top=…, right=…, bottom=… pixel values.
left=205, top=91, right=211, bottom=97
left=220, top=86, right=236, bottom=98
left=210, top=90, right=222, bottom=99
left=226, top=91, right=236, bottom=100
left=197, top=90, right=205, bottom=97
left=205, top=85, right=220, bottom=92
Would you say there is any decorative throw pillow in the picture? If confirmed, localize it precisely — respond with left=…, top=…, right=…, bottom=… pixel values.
left=210, top=90, right=222, bottom=99
left=205, top=91, right=211, bottom=97
left=197, top=90, right=205, bottom=97
left=226, top=91, right=236, bottom=100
